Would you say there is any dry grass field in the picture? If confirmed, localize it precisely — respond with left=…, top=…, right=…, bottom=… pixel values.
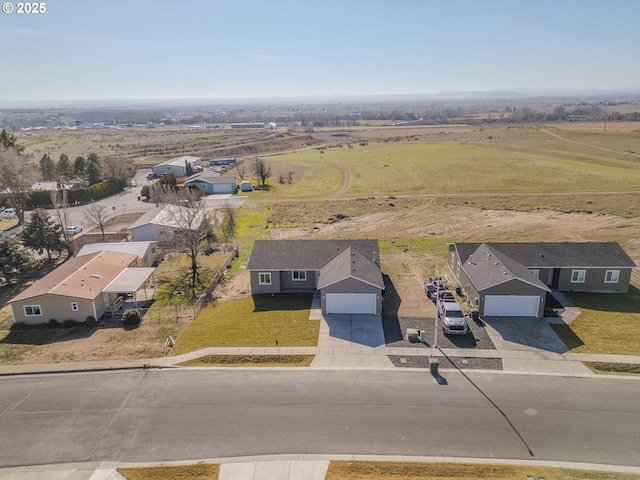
left=16, top=127, right=321, bottom=165
left=1, top=121, right=639, bottom=363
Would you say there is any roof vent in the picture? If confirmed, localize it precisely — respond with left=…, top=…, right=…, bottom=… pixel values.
left=503, top=272, right=508, bottom=275
left=89, top=274, right=102, bottom=279
left=495, top=262, right=499, bottom=265
left=540, top=253, right=544, bottom=257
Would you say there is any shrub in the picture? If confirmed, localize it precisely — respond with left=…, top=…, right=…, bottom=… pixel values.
left=121, top=309, right=141, bottom=326
left=85, top=316, right=97, bottom=327
left=49, top=319, right=59, bottom=327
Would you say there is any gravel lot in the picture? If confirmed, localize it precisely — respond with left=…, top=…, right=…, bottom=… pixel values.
left=389, top=354, right=502, bottom=370
left=382, top=314, right=497, bottom=350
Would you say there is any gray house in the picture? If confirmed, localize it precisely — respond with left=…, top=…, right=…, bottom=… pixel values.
left=183, top=171, right=237, bottom=194
left=247, top=240, right=385, bottom=315
left=449, top=242, right=636, bottom=317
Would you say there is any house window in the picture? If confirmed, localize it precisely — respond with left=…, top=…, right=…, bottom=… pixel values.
left=604, top=270, right=620, bottom=283
left=530, top=269, right=540, bottom=278
left=571, top=269, right=586, bottom=283
left=259, top=272, right=271, bottom=285
left=292, top=270, right=306, bottom=281
left=24, top=305, right=42, bottom=317
left=71, top=302, right=79, bottom=312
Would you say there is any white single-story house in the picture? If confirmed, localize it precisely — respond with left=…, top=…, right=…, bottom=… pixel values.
left=128, top=204, right=207, bottom=242
left=151, top=156, right=202, bottom=178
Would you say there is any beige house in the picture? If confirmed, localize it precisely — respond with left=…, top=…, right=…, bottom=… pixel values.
left=7, top=251, right=154, bottom=325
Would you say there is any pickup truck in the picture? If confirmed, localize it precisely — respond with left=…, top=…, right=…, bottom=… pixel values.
left=438, top=300, right=469, bottom=335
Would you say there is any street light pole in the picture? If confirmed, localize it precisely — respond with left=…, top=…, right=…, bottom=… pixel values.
left=434, top=276, right=439, bottom=348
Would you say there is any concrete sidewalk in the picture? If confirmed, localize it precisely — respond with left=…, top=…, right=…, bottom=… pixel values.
left=2, top=455, right=640, bottom=480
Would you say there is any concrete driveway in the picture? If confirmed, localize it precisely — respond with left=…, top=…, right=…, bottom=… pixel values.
left=482, top=317, right=569, bottom=354
left=310, top=293, right=393, bottom=368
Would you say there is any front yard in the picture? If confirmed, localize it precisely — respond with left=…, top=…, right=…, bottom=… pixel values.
left=550, top=287, right=640, bottom=355
left=171, top=294, right=318, bottom=355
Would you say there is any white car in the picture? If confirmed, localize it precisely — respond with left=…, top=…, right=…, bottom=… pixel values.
left=66, top=225, right=83, bottom=235
left=0, top=208, right=16, bottom=219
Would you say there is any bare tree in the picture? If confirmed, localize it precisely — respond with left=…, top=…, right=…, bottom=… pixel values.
left=158, top=189, right=214, bottom=290
left=253, top=157, right=271, bottom=187
left=84, top=202, right=110, bottom=240
left=0, top=146, right=38, bottom=225
left=222, top=205, right=236, bottom=240
left=237, top=164, right=246, bottom=180
left=102, top=156, right=136, bottom=181
left=50, top=188, right=73, bottom=256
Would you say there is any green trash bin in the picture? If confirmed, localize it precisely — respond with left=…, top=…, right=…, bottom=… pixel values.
left=419, top=329, right=426, bottom=343
left=471, top=308, right=479, bottom=322
left=429, top=357, right=440, bottom=375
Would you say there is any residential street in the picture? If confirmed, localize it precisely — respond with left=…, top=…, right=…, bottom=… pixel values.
left=0, top=369, right=638, bottom=469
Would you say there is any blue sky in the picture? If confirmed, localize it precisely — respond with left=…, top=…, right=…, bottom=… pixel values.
left=1, top=0, right=639, bottom=102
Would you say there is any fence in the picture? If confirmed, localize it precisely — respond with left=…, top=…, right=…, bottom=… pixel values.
left=193, top=244, right=239, bottom=313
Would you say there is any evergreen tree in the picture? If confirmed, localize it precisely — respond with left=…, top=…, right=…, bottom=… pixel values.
left=56, top=153, right=73, bottom=183
left=0, top=235, right=34, bottom=285
left=185, top=160, right=194, bottom=177
left=21, top=209, right=67, bottom=260
left=86, top=153, right=102, bottom=185
left=39, top=154, right=57, bottom=181
left=74, top=156, right=86, bottom=177
left=0, top=129, right=25, bottom=153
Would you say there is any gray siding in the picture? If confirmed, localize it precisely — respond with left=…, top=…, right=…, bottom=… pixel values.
left=556, top=267, right=632, bottom=293
left=249, top=270, right=281, bottom=294
left=279, top=270, right=317, bottom=291
left=320, top=277, right=383, bottom=315
left=480, top=279, right=546, bottom=317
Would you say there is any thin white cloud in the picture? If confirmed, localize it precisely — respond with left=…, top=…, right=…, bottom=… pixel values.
left=0, top=25, right=139, bottom=45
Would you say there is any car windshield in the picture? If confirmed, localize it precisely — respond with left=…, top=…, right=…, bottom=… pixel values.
left=446, top=310, right=464, bottom=318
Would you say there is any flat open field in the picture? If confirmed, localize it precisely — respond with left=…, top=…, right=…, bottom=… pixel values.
left=15, top=127, right=321, bottom=165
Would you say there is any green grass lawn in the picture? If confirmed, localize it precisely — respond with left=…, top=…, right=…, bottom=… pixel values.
left=550, top=288, right=640, bottom=355
left=171, top=294, right=318, bottom=354
left=117, top=461, right=640, bottom=480
left=583, top=362, right=640, bottom=375
left=271, top=141, right=640, bottom=197
left=179, top=354, right=314, bottom=367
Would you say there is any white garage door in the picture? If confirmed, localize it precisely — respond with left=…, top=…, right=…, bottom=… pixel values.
left=484, top=295, right=539, bottom=317
left=326, top=293, right=377, bottom=315
left=212, top=183, right=234, bottom=193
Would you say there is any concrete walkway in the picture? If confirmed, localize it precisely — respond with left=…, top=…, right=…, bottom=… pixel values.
left=2, top=293, right=640, bottom=478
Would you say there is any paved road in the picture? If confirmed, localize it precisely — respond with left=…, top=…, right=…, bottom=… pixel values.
left=0, top=369, right=638, bottom=469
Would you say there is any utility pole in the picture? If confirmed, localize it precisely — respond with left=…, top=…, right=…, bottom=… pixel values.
left=434, top=276, right=440, bottom=348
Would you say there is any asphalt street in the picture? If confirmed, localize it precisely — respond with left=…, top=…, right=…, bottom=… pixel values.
left=0, top=369, right=637, bottom=469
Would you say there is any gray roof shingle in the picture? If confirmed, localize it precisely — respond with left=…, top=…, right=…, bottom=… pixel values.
left=462, top=243, right=551, bottom=292
left=454, top=242, right=636, bottom=269
left=247, top=239, right=380, bottom=272
left=317, top=246, right=385, bottom=290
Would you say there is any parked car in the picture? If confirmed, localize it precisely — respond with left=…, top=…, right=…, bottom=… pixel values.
left=439, top=301, right=469, bottom=335
left=66, top=225, right=83, bottom=235
left=0, top=208, right=16, bottom=219
left=146, top=172, right=158, bottom=180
